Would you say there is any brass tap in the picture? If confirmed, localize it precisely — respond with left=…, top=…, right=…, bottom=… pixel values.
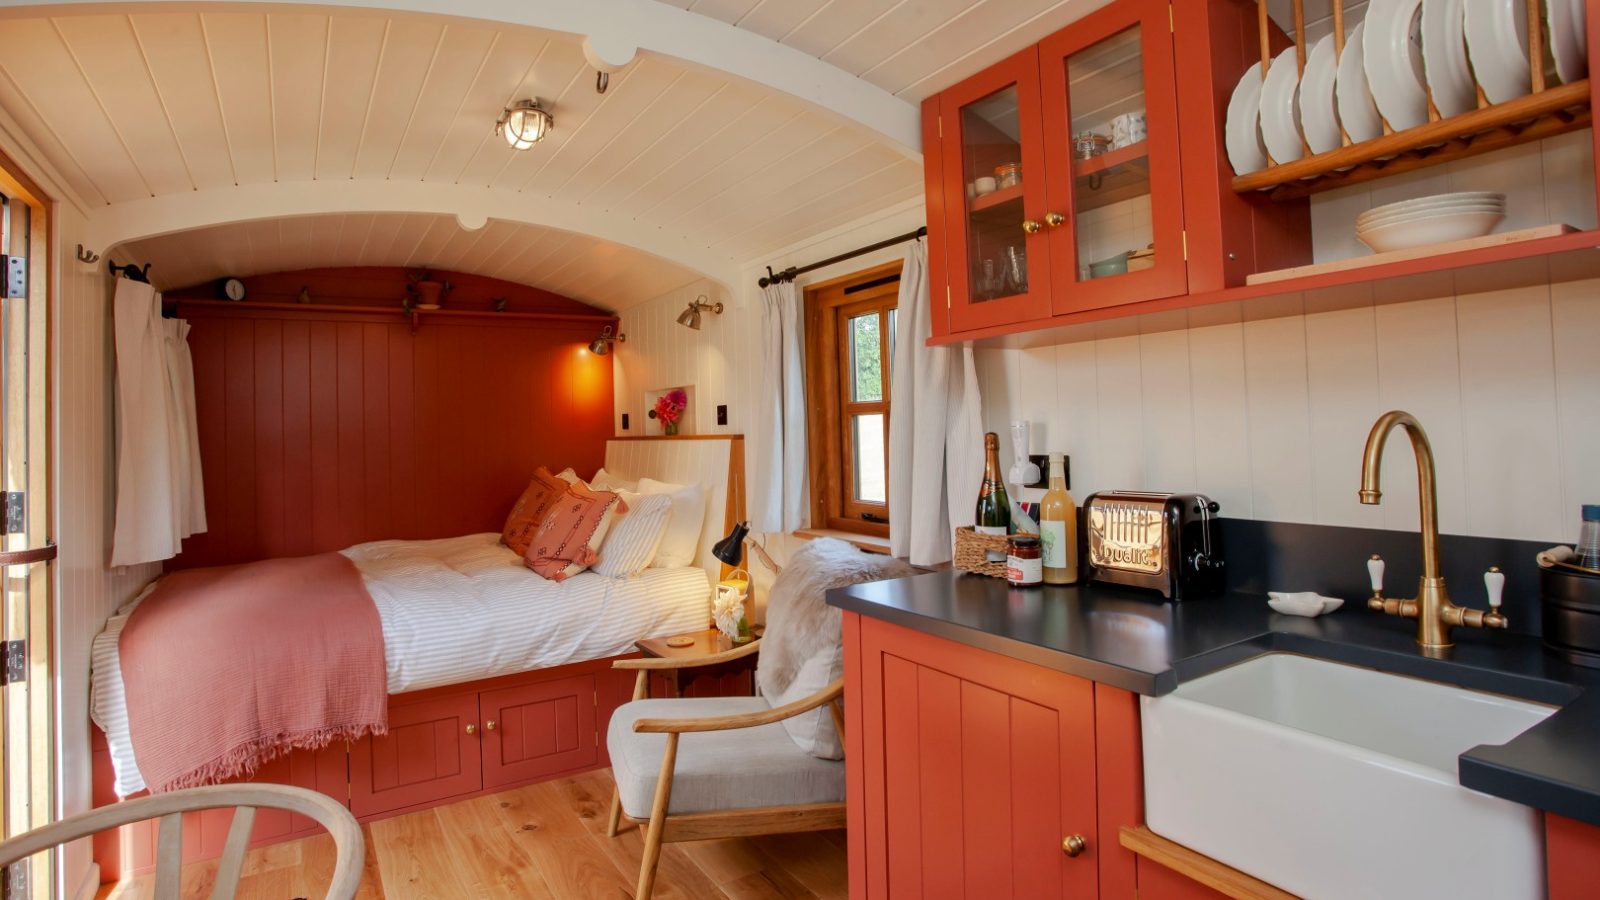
left=1358, top=411, right=1508, bottom=650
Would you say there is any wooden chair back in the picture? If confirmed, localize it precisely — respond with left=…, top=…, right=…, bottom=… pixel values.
left=0, top=783, right=362, bottom=900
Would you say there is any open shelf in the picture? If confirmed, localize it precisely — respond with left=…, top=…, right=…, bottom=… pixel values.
left=1232, top=81, right=1592, bottom=200
left=170, top=298, right=616, bottom=328
left=1073, top=140, right=1151, bottom=211
left=968, top=182, right=1024, bottom=213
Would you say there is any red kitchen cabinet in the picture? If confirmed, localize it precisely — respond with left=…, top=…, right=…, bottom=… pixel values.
left=1137, top=858, right=1232, bottom=900
left=350, top=691, right=483, bottom=818
left=480, top=674, right=599, bottom=790
left=849, top=613, right=1108, bottom=898
left=1546, top=813, right=1600, bottom=900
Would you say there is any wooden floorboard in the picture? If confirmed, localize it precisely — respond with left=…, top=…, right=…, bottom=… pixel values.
left=94, top=769, right=847, bottom=899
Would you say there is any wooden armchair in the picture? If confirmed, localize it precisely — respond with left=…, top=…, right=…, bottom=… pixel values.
left=605, top=639, right=847, bottom=900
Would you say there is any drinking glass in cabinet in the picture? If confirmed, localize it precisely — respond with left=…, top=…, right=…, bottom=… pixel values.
left=1067, top=25, right=1154, bottom=282
left=959, top=85, right=1030, bottom=303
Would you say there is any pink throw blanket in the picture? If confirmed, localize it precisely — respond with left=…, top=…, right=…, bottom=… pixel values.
left=118, top=553, right=387, bottom=793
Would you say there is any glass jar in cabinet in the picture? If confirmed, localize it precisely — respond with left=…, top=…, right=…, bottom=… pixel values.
left=1038, top=0, right=1188, bottom=314
left=937, top=47, right=1054, bottom=333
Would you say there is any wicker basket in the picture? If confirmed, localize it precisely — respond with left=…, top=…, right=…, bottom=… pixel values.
left=953, top=526, right=1010, bottom=578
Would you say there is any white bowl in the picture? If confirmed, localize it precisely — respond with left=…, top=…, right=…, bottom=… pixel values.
left=1358, top=198, right=1505, bottom=225
left=1359, top=191, right=1504, bottom=219
left=1359, top=203, right=1507, bottom=228
left=1357, top=210, right=1506, bottom=252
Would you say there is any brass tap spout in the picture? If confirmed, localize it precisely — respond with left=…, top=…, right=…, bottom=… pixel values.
left=1359, top=410, right=1507, bottom=650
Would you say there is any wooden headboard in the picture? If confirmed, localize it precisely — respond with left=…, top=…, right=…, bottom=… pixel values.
left=602, top=436, right=745, bottom=591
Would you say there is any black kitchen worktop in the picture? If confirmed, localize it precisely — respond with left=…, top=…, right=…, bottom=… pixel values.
left=827, top=569, right=1600, bottom=826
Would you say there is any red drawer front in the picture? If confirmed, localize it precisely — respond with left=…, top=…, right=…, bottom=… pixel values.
left=350, top=692, right=482, bottom=817
left=481, top=674, right=598, bottom=790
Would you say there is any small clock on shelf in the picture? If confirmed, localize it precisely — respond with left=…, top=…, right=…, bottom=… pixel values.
left=221, top=277, right=245, bottom=301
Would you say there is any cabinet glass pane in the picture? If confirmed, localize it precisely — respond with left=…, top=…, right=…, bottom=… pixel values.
left=1066, top=26, right=1154, bottom=282
left=959, top=86, right=1029, bottom=304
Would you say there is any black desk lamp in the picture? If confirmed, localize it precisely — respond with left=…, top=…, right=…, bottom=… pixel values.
left=713, top=521, right=749, bottom=568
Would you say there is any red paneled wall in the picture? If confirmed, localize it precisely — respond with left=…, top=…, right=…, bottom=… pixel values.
left=166, top=268, right=615, bottom=569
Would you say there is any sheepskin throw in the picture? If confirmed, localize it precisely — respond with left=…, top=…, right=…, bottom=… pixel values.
left=757, top=537, right=917, bottom=700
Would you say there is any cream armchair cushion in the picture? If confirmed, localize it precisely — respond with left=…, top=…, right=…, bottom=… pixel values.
left=607, top=697, right=844, bottom=818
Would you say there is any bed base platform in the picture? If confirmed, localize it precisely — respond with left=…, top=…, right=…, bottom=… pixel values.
left=91, top=651, right=750, bottom=882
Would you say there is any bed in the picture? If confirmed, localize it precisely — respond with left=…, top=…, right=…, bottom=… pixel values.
left=90, top=436, right=743, bottom=801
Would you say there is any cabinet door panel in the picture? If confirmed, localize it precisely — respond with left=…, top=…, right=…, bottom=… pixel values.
left=862, top=617, right=1098, bottom=899
left=350, top=692, right=481, bottom=817
left=481, top=674, right=599, bottom=789
left=1040, top=0, right=1187, bottom=312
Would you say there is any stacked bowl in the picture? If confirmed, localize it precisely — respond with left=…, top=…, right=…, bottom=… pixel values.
left=1355, top=191, right=1506, bottom=252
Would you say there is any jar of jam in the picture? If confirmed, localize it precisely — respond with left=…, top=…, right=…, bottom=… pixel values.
left=994, top=162, right=1022, bottom=189
left=1007, top=535, right=1042, bottom=587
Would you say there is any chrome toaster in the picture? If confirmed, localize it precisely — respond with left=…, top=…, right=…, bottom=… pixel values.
left=1082, top=491, right=1225, bottom=600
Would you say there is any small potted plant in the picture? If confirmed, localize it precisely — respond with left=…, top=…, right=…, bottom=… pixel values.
left=406, top=269, right=454, bottom=310
left=653, top=388, right=687, bottom=436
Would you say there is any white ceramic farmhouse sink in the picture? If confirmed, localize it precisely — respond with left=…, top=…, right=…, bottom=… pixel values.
left=1142, top=653, right=1556, bottom=900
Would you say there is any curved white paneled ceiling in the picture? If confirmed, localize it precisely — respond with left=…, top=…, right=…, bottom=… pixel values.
left=117, top=212, right=704, bottom=310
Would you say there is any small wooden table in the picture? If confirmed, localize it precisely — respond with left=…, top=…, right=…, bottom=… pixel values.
left=635, top=628, right=760, bottom=698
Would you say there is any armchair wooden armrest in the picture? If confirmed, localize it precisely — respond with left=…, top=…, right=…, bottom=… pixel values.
left=632, top=678, right=843, bottom=734
left=612, top=638, right=762, bottom=671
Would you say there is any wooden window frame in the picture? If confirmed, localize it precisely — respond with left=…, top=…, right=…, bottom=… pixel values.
left=804, top=260, right=901, bottom=539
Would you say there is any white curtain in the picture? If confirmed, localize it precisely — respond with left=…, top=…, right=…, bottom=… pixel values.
left=750, top=281, right=809, bottom=534
left=888, top=239, right=984, bottom=566
left=111, top=278, right=205, bottom=566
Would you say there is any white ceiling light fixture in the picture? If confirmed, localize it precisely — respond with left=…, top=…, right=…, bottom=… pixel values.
left=497, top=99, right=553, bottom=150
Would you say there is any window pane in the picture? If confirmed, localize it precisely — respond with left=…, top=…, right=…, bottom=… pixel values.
left=853, top=413, right=886, bottom=503
left=850, top=313, right=882, bottom=402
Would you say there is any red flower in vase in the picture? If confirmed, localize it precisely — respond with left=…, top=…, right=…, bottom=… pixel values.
left=654, top=389, right=687, bottom=429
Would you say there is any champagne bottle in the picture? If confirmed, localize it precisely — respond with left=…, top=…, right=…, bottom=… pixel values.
left=1039, top=453, right=1078, bottom=584
left=975, top=432, right=1010, bottom=562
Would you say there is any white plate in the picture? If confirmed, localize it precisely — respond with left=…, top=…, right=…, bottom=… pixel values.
left=1359, top=205, right=1507, bottom=230
left=1300, top=35, right=1342, bottom=154
left=1261, top=47, right=1305, bottom=163
left=1465, top=0, right=1530, bottom=103
left=1359, top=190, right=1505, bottom=220
left=1359, top=198, right=1507, bottom=223
left=1365, top=0, right=1429, bottom=130
left=1226, top=61, right=1269, bottom=175
left=1357, top=210, right=1506, bottom=252
left=1337, top=22, right=1386, bottom=142
left=1547, top=0, right=1588, bottom=84
left=1423, top=0, right=1476, bottom=117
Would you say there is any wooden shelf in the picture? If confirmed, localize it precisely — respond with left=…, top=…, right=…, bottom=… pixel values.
left=968, top=182, right=1024, bottom=213
left=1121, top=827, right=1297, bottom=900
left=1074, top=140, right=1148, bottom=177
left=1232, top=80, right=1591, bottom=200
left=170, top=298, right=615, bottom=325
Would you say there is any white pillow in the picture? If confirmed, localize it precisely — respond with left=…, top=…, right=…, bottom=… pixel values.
left=773, top=644, right=844, bottom=759
left=593, top=492, right=671, bottom=578
left=637, top=477, right=707, bottom=568
left=589, top=467, right=638, bottom=492
left=554, top=467, right=584, bottom=485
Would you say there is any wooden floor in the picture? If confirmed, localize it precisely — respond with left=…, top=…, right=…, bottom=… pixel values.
left=96, top=769, right=848, bottom=899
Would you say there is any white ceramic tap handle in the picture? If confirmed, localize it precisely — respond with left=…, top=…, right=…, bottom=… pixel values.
left=1368, top=555, right=1385, bottom=593
left=1485, top=567, right=1505, bottom=609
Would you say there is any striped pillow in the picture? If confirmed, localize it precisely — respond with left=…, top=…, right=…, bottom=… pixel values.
left=523, top=482, right=627, bottom=581
left=593, top=493, right=672, bottom=578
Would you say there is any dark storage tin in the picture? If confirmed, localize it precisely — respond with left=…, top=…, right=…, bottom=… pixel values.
left=1541, top=565, right=1600, bottom=668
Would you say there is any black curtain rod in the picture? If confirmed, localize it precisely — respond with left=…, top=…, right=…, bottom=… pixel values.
left=758, top=225, right=926, bottom=288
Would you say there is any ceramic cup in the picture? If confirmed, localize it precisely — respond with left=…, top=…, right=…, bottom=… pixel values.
left=1111, top=111, right=1147, bottom=149
left=974, top=176, right=998, bottom=195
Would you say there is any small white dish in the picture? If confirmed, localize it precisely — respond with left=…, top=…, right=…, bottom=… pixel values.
left=1261, top=47, right=1305, bottom=163
left=1357, top=209, right=1506, bottom=252
left=1546, top=0, right=1588, bottom=84
left=973, top=176, right=998, bottom=195
left=1226, top=61, right=1269, bottom=175
left=1423, top=0, right=1477, bottom=117
left=1465, top=0, right=1531, bottom=103
left=1337, top=23, right=1386, bottom=143
left=1267, top=592, right=1345, bottom=617
left=1300, top=35, right=1342, bottom=154
left=1358, top=190, right=1505, bottom=222
left=1358, top=201, right=1506, bottom=227
left=1365, top=0, right=1430, bottom=130
left=1358, top=207, right=1506, bottom=234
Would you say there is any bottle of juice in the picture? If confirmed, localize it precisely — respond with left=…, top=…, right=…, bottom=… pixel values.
left=1038, top=453, right=1078, bottom=584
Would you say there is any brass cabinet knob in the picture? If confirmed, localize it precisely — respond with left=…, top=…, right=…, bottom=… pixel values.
left=1022, top=219, right=1043, bottom=234
left=486, top=720, right=497, bottom=732
left=465, top=723, right=477, bottom=735
left=1044, top=212, right=1066, bottom=228
left=1062, top=834, right=1087, bottom=857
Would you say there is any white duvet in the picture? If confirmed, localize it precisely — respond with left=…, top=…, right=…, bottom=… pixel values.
left=91, top=533, right=711, bottom=797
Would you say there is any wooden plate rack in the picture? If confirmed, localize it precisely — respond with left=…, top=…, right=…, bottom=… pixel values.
left=1233, top=0, right=1591, bottom=200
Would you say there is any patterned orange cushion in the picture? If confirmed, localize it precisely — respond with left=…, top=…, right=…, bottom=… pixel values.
left=501, top=467, right=567, bottom=557
left=524, top=482, right=628, bottom=581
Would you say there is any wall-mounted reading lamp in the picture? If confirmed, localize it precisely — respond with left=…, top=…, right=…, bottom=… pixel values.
left=675, top=295, right=724, bottom=330
left=588, top=325, right=625, bottom=355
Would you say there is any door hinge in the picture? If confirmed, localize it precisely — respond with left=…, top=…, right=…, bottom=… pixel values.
left=1182, top=230, right=1189, bottom=261
left=1169, top=4, right=1175, bottom=32
left=945, top=285, right=952, bottom=309
left=1, top=640, right=23, bottom=686
left=938, top=115, right=943, bottom=139
left=4, top=493, right=23, bottom=534
left=2, top=858, right=28, bottom=900
left=0, top=257, right=23, bottom=300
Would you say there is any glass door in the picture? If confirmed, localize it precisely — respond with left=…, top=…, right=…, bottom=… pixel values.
left=1040, top=0, right=1187, bottom=313
left=939, top=47, right=1053, bottom=332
